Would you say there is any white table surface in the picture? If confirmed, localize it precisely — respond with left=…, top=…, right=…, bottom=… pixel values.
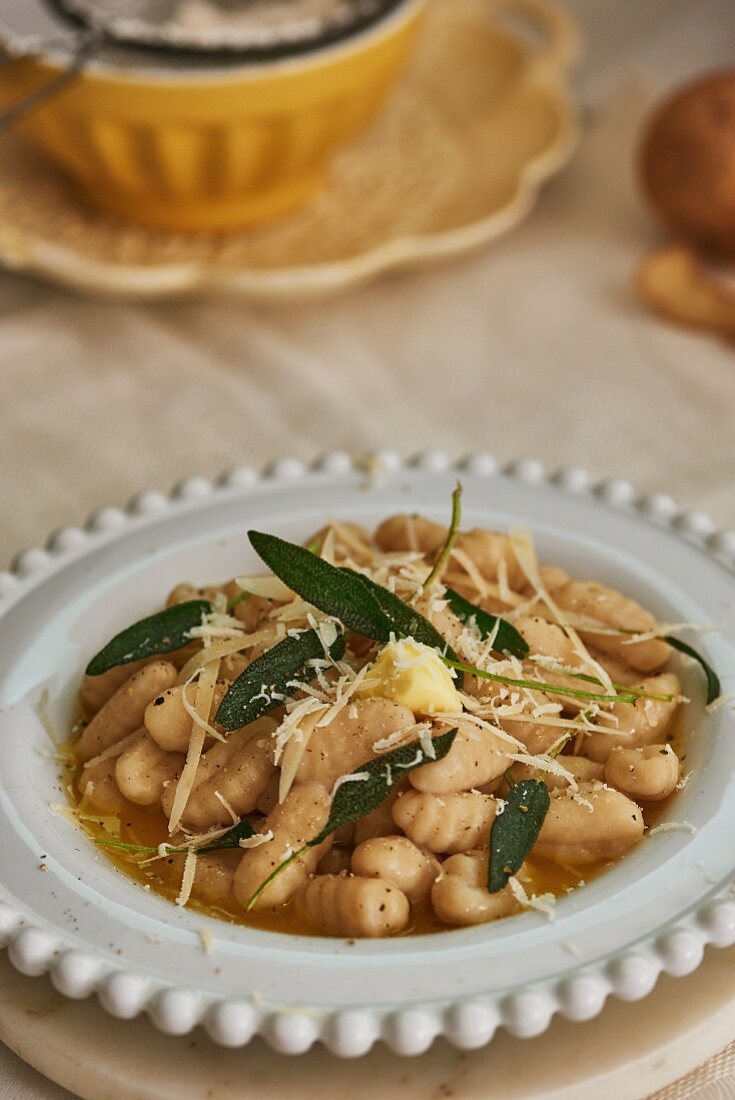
left=0, top=1, right=734, bottom=1096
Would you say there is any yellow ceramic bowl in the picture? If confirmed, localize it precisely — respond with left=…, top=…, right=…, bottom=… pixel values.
left=0, top=0, right=425, bottom=231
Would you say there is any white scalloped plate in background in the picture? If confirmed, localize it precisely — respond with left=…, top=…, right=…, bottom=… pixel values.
left=0, top=451, right=733, bottom=1057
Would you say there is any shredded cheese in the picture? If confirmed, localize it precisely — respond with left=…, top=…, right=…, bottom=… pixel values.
left=235, top=574, right=293, bottom=601
left=197, top=928, right=214, bottom=956
left=330, top=771, right=370, bottom=799
left=239, top=830, right=274, bottom=849
left=168, top=658, right=220, bottom=834
left=648, top=821, right=697, bottom=837
left=213, top=790, right=239, bottom=825
left=81, top=729, right=142, bottom=770
left=508, top=876, right=556, bottom=920
left=176, top=846, right=198, bottom=907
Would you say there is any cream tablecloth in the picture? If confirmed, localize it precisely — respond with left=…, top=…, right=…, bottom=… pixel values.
left=0, top=0, right=734, bottom=1095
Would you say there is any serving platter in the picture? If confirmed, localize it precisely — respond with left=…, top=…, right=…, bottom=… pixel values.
left=0, top=451, right=733, bottom=1057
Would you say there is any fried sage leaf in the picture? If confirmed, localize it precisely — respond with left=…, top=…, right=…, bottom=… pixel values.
left=245, top=728, right=458, bottom=910
left=665, top=635, right=721, bottom=705
left=248, top=530, right=457, bottom=660
left=488, top=778, right=550, bottom=893
left=445, top=587, right=529, bottom=659
left=85, top=599, right=212, bottom=676
left=215, top=627, right=345, bottom=732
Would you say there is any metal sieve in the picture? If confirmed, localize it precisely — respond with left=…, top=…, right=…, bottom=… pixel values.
left=48, top=0, right=404, bottom=56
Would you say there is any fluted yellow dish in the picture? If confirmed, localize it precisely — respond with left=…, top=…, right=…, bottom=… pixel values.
left=0, top=0, right=425, bottom=231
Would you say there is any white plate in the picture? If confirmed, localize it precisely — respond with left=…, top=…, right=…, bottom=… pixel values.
left=0, top=451, right=733, bottom=1057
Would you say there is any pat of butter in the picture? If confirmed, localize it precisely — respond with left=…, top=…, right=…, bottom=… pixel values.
left=357, top=638, right=462, bottom=715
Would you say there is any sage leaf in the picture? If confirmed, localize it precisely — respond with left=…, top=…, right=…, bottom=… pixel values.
left=249, top=530, right=393, bottom=639
left=248, top=530, right=457, bottom=661
left=665, top=635, right=721, bottom=705
left=85, top=599, right=212, bottom=676
left=197, top=818, right=255, bottom=853
left=343, top=568, right=459, bottom=661
left=488, top=779, right=550, bottom=893
left=215, top=627, right=345, bottom=732
left=245, top=728, right=457, bottom=909
left=445, top=588, right=529, bottom=659
left=312, top=727, right=458, bottom=845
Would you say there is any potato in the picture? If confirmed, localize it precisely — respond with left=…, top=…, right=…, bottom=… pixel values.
left=641, top=71, right=735, bottom=255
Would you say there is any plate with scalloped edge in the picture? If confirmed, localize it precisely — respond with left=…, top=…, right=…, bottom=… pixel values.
left=0, top=451, right=733, bottom=1058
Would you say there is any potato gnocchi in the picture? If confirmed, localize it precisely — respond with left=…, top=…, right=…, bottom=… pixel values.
left=68, top=504, right=714, bottom=939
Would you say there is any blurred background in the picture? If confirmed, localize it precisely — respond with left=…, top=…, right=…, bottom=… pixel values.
left=0, top=0, right=732, bottom=568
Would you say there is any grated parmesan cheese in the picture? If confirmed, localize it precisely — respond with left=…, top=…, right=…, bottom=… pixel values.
left=197, top=928, right=214, bottom=956
left=213, top=790, right=239, bottom=825
left=508, top=876, right=556, bottom=920
left=330, top=771, right=370, bottom=799
left=176, top=846, right=198, bottom=907
left=648, top=821, right=697, bottom=837
left=168, top=658, right=220, bottom=834
left=239, top=830, right=274, bottom=849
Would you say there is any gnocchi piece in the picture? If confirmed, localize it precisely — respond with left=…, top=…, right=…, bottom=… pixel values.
left=296, top=874, right=410, bottom=937
left=604, top=744, right=680, bottom=801
left=160, top=850, right=238, bottom=908
left=114, top=732, right=185, bottom=807
left=467, top=678, right=562, bottom=755
left=374, top=514, right=448, bottom=556
left=513, top=616, right=579, bottom=666
left=317, top=847, right=353, bottom=875
left=510, top=755, right=605, bottom=790
left=77, top=756, right=127, bottom=814
left=232, top=783, right=332, bottom=911
left=79, top=658, right=149, bottom=717
left=454, top=528, right=526, bottom=588
left=309, top=523, right=376, bottom=564
left=160, top=719, right=277, bottom=830
left=580, top=673, right=681, bottom=763
left=431, top=851, right=517, bottom=926
left=392, top=790, right=497, bottom=854
left=554, top=581, right=670, bottom=671
left=144, top=681, right=228, bottom=753
left=409, top=721, right=511, bottom=794
left=351, top=836, right=438, bottom=902
left=76, top=661, right=179, bottom=763
left=166, top=583, right=222, bottom=607
left=535, top=565, right=570, bottom=594
left=412, top=593, right=467, bottom=655
left=255, top=772, right=280, bottom=816
left=295, top=698, right=415, bottom=789
left=533, top=783, right=645, bottom=865
left=353, top=781, right=406, bottom=845
left=220, top=582, right=278, bottom=631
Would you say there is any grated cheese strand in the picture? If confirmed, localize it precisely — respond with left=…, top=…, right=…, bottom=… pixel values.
left=168, top=659, right=220, bottom=834
left=278, top=708, right=323, bottom=804
left=509, top=527, right=616, bottom=694
left=177, top=625, right=284, bottom=683
left=176, top=846, right=198, bottom=907
left=509, top=876, right=556, bottom=920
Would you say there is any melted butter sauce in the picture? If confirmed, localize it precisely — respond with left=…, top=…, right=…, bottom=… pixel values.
left=70, top=715, right=689, bottom=939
